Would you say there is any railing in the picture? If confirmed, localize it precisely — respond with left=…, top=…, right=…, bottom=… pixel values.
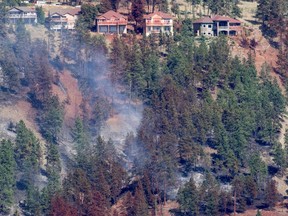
left=146, top=20, right=171, bottom=25
left=50, top=18, right=68, bottom=22
left=218, top=26, right=229, bottom=30
left=8, top=14, right=37, bottom=18
left=97, top=20, right=127, bottom=25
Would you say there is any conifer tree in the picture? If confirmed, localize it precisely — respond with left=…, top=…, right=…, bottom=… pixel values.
left=0, top=139, right=15, bottom=214
left=131, top=0, right=145, bottom=30
left=264, top=179, right=278, bottom=208
left=39, top=95, right=64, bottom=143
left=133, top=181, right=149, bottom=216
left=50, top=195, right=77, bottom=216
left=273, top=142, right=286, bottom=174
left=177, top=178, right=199, bottom=215
left=72, top=117, right=90, bottom=167
left=110, top=36, right=126, bottom=85
left=15, top=120, right=40, bottom=174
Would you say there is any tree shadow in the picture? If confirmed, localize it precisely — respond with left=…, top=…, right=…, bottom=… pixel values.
left=259, top=25, right=279, bottom=49
left=244, top=19, right=261, bottom=26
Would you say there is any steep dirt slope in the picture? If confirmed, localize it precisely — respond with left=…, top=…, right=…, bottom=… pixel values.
left=0, top=100, right=46, bottom=164
left=52, top=70, right=83, bottom=126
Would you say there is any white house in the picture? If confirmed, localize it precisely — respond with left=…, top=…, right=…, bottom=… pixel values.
left=143, top=11, right=173, bottom=36
left=48, top=8, right=81, bottom=30
left=7, top=7, right=37, bottom=24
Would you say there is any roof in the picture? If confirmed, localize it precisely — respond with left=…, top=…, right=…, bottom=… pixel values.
left=9, top=6, right=35, bottom=13
left=193, top=16, right=213, bottom=23
left=211, top=15, right=241, bottom=24
left=143, top=11, right=173, bottom=19
left=49, top=8, right=81, bottom=16
left=193, top=15, right=241, bottom=24
left=96, top=10, right=126, bottom=20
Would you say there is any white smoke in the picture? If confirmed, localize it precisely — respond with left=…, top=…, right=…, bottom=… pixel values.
left=93, top=54, right=143, bottom=153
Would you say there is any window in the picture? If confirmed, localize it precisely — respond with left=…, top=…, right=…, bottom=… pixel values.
left=164, top=26, right=170, bottom=31
left=153, top=26, right=161, bottom=31
left=99, top=26, right=108, bottom=33
left=208, top=24, right=212, bottom=28
left=119, top=25, right=125, bottom=33
left=203, top=24, right=206, bottom=27
left=109, top=26, right=117, bottom=33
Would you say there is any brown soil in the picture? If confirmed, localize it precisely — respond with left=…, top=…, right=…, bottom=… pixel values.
left=156, top=201, right=179, bottom=216
left=235, top=201, right=288, bottom=216
left=52, top=70, right=83, bottom=127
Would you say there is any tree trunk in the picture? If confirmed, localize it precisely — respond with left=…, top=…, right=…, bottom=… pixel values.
left=234, top=190, right=236, bottom=216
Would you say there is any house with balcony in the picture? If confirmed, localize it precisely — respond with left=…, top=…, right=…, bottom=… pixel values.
left=143, top=11, right=173, bottom=36
left=7, top=7, right=37, bottom=24
left=193, top=15, right=242, bottom=37
left=96, top=10, right=128, bottom=34
left=48, top=8, right=81, bottom=30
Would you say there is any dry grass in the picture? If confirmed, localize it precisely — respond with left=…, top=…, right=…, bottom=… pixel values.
left=238, top=0, right=258, bottom=24
left=0, top=100, right=47, bottom=165
left=26, top=24, right=48, bottom=41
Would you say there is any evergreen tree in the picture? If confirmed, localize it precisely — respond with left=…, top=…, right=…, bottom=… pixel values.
left=76, top=4, right=98, bottom=30
left=0, top=139, right=15, bottom=214
left=201, top=172, right=220, bottom=216
left=50, top=195, right=77, bottom=216
left=177, top=178, right=199, bottom=215
left=110, top=36, right=126, bottom=85
left=264, top=179, right=278, bottom=208
left=15, top=120, right=40, bottom=174
left=131, top=0, right=145, bottom=30
left=273, top=142, right=286, bottom=174
left=256, top=209, right=262, bottom=216
left=72, top=117, right=90, bottom=167
left=38, top=95, right=64, bottom=143
left=133, top=181, right=149, bottom=216
left=36, top=7, right=45, bottom=25
left=248, top=153, right=267, bottom=189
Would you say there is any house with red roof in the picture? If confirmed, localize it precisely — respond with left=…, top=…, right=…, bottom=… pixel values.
left=193, top=15, right=242, bottom=37
left=96, top=10, right=128, bottom=34
left=48, top=8, right=81, bottom=30
left=143, top=11, right=173, bottom=36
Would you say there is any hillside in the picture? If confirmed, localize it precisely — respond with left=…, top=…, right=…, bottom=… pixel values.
left=0, top=0, right=288, bottom=215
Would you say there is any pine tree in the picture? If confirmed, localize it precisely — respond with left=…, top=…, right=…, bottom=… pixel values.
left=126, top=43, right=145, bottom=96
left=256, top=209, right=262, bottom=216
left=273, top=142, right=286, bottom=174
left=249, top=153, right=267, bottom=189
left=76, top=4, right=98, bottom=30
left=36, top=7, right=45, bottom=25
left=15, top=120, right=40, bottom=173
left=201, top=172, right=220, bottom=216
left=38, top=95, right=64, bottom=143
left=131, top=0, right=145, bottom=30
left=264, top=179, right=278, bottom=208
left=72, top=117, right=90, bottom=167
left=0, top=139, right=16, bottom=214
left=177, top=178, right=199, bottom=215
left=110, top=36, right=126, bottom=85
left=133, top=181, right=149, bottom=216
left=50, top=195, right=77, bottom=216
